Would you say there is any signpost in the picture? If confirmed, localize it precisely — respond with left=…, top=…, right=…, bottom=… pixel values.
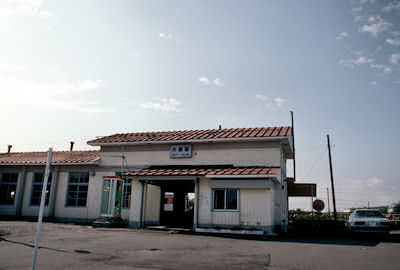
left=313, top=199, right=325, bottom=212
left=32, top=148, right=52, bottom=270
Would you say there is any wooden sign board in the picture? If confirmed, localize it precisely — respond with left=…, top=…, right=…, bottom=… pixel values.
left=288, top=183, right=317, bottom=197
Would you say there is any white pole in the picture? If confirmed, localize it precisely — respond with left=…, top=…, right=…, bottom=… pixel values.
left=32, top=148, right=53, bottom=270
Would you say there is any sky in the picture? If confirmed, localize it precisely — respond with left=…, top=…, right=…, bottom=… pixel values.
left=0, top=0, right=399, bottom=211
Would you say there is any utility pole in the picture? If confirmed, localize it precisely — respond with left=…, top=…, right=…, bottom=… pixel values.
left=291, top=111, right=296, bottom=182
left=327, top=187, right=331, bottom=215
left=327, top=135, right=337, bottom=222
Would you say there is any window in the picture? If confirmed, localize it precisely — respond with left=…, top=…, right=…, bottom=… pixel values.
left=0, top=173, right=18, bottom=205
left=213, top=189, right=238, bottom=210
left=66, top=172, right=89, bottom=207
left=30, top=173, right=52, bottom=206
left=122, top=179, right=131, bottom=209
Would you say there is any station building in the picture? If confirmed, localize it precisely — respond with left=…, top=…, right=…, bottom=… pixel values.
left=0, top=126, right=293, bottom=234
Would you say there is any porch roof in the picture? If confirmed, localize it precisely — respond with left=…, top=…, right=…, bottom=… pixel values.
left=124, top=166, right=280, bottom=177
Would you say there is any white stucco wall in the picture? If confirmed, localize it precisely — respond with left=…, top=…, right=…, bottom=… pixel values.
left=144, top=184, right=161, bottom=224
left=129, top=178, right=142, bottom=226
left=240, top=189, right=272, bottom=227
left=21, top=171, right=50, bottom=217
left=53, top=168, right=100, bottom=222
left=198, top=178, right=212, bottom=225
left=99, top=141, right=281, bottom=167
left=197, top=178, right=276, bottom=229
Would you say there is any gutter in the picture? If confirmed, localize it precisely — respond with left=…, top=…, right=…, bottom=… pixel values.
left=205, top=174, right=277, bottom=179
left=0, top=161, right=99, bottom=166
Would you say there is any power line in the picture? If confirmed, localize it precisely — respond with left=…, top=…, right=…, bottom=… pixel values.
left=304, top=148, right=327, bottom=178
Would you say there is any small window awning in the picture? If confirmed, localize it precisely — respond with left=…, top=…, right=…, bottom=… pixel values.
left=124, top=166, right=280, bottom=178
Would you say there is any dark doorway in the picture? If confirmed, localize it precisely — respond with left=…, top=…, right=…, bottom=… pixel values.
left=155, top=180, right=195, bottom=228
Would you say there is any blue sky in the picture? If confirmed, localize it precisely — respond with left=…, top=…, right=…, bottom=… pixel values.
left=0, top=0, right=399, bottom=211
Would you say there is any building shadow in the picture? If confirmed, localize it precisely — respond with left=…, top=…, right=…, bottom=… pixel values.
left=0, top=237, right=73, bottom=254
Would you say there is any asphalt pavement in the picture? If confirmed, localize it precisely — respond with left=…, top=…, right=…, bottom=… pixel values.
left=1, top=221, right=399, bottom=270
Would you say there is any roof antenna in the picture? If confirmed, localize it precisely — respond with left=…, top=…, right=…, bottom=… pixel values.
left=7, top=145, right=12, bottom=154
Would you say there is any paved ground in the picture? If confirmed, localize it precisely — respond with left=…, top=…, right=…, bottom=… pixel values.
left=1, top=221, right=400, bottom=270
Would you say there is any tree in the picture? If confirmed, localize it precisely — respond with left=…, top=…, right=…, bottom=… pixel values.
left=379, top=206, right=388, bottom=214
left=393, top=201, right=400, bottom=214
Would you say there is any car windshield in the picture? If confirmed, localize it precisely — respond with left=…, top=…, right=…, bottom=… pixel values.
left=355, top=210, right=383, bottom=218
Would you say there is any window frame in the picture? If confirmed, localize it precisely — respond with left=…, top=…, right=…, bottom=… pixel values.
left=65, top=172, right=89, bottom=208
left=122, top=179, right=131, bottom=209
left=30, top=172, right=53, bottom=207
left=115, top=172, right=131, bottom=209
left=212, top=188, right=239, bottom=212
left=0, top=172, right=19, bottom=205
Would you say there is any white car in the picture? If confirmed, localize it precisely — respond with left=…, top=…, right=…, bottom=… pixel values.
left=346, top=209, right=391, bottom=234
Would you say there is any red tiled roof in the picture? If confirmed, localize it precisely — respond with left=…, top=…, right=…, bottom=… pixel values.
left=125, top=166, right=280, bottom=177
left=88, top=126, right=292, bottom=145
left=0, top=150, right=100, bottom=165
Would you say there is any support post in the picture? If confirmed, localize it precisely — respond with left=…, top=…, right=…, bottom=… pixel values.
left=193, top=178, right=199, bottom=230
left=139, top=181, right=145, bottom=228
left=327, top=135, right=337, bottom=221
left=32, top=148, right=52, bottom=270
left=48, top=167, right=59, bottom=218
left=16, top=167, right=27, bottom=217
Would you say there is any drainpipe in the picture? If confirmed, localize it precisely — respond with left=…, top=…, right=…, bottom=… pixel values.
left=48, top=167, right=59, bottom=219
left=16, top=167, right=27, bottom=218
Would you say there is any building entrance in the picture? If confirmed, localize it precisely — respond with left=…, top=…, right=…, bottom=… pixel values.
left=148, top=180, right=195, bottom=229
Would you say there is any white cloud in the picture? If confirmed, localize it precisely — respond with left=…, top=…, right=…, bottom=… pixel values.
left=274, top=97, right=287, bottom=107
left=392, top=31, right=400, bottom=37
left=353, top=15, right=365, bottom=22
left=359, top=15, right=391, bottom=37
left=0, top=0, right=51, bottom=22
left=212, top=78, right=224, bottom=87
left=39, top=9, right=50, bottom=18
left=0, top=77, right=109, bottom=113
left=255, top=94, right=268, bottom=101
left=158, top=32, right=183, bottom=44
left=335, top=32, right=349, bottom=41
left=339, top=56, right=374, bottom=68
left=17, top=0, right=44, bottom=14
left=365, top=177, right=384, bottom=187
left=370, top=81, right=377, bottom=86
left=370, top=63, right=392, bottom=74
left=351, top=6, right=363, bottom=13
left=0, top=63, right=28, bottom=73
left=158, top=32, right=172, bottom=40
left=383, top=1, right=400, bottom=12
left=386, top=39, right=400, bottom=46
left=140, top=97, right=183, bottom=113
left=198, top=77, right=210, bottom=85
left=129, top=50, right=142, bottom=59
left=359, top=0, right=375, bottom=4
left=389, top=53, right=400, bottom=65
left=256, top=95, right=287, bottom=109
